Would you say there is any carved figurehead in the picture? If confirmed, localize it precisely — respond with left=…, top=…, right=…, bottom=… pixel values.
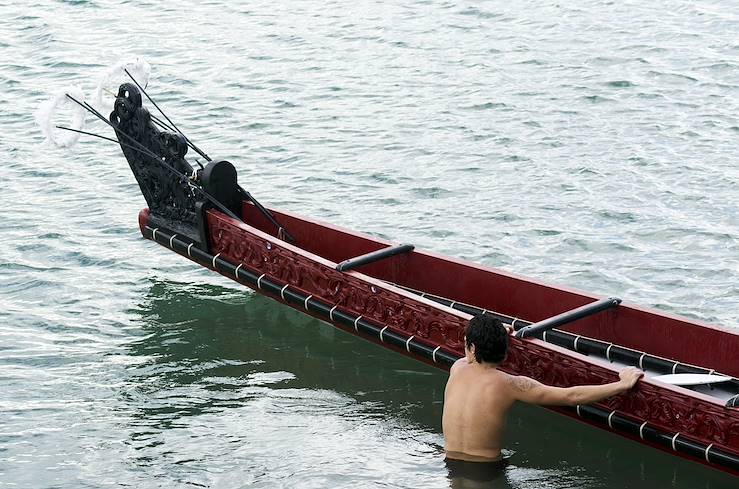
left=110, top=83, right=241, bottom=251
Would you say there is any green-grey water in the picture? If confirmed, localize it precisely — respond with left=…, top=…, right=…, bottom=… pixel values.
left=1, top=1, right=738, bottom=487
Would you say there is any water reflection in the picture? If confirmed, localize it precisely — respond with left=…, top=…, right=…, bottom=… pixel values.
left=120, top=279, right=736, bottom=488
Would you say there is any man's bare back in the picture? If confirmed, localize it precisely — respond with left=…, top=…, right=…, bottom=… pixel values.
left=443, top=315, right=643, bottom=462
left=443, top=359, right=512, bottom=461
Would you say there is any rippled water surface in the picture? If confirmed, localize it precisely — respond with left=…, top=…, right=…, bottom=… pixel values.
left=1, top=1, right=738, bottom=487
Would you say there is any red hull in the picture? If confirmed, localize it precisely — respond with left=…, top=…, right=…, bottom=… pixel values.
left=138, top=204, right=739, bottom=476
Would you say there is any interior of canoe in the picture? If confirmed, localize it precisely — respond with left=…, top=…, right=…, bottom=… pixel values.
left=240, top=203, right=739, bottom=381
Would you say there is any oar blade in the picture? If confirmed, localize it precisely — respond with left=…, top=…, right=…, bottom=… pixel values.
left=652, top=373, right=732, bottom=386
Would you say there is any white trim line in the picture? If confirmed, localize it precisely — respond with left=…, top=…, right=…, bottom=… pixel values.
left=280, top=284, right=289, bottom=301
left=169, top=234, right=177, bottom=248
left=257, top=274, right=266, bottom=289
left=329, top=305, right=338, bottom=322
left=405, top=336, right=415, bottom=352
left=672, top=362, right=679, bottom=374
left=235, top=263, right=242, bottom=278
left=432, top=346, right=441, bottom=363
left=449, top=301, right=456, bottom=309
left=511, top=318, right=519, bottom=329
left=212, top=253, right=221, bottom=268
left=420, top=292, right=426, bottom=298
left=705, top=443, right=713, bottom=463
left=576, top=405, right=581, bottom=417
left=606, top=344, right=613, bottom=362
left=608, top=411, right=615, bottom=429
left=639, top=421, right=648, bottom=440
left=304, top=295, right=313, bottom=310
left=152, top=228, right=159, bottom=241
left=543, top=331, right=549, bottom=342
left=354, top=316, right=362, bottom=332
left=573, top=336, right=581, bottom=352
left=481, top=309, right=488, bottom=315
left=638, top=353, right=645, bottom=369
left=671, top=433, right=680, bottom=451
left=379, top=326, right=388, bottom=342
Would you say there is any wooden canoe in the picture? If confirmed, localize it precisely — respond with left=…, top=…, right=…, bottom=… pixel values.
left=109, top=82, right=739, bottom=476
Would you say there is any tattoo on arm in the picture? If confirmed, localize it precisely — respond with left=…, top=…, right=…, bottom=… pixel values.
left=510, top=376, right=537, bottom=392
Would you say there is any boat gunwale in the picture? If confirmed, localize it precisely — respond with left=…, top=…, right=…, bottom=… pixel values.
left=210, top=207, right=469, bottom=320
left=213, top=206, right=736, bottom=410
left=259, top=204, right=737, bottom=338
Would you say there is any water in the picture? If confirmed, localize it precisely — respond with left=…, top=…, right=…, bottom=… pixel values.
left=1, top=1, right=737, bottom=487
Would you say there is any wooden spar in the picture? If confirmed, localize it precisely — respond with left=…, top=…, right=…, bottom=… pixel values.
left=515, top=297, right=622, bottom=338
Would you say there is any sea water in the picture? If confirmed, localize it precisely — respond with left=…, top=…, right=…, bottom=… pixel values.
left=1, top=1, right=737, bottom=487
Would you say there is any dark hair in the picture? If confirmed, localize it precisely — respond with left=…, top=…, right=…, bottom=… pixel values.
left=465, top=314, right=508, bottom=364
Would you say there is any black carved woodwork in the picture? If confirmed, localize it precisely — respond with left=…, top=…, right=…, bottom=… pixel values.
left=110, top=83, right=243, bottom=251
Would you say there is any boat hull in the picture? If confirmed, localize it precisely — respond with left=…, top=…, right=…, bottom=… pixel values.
left=138, top=206, right=739, bottom=476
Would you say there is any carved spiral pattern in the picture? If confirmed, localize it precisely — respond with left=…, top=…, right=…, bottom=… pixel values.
left=112, top=84, right=197, bottom=227
left=208, top=212, right=467, bottom=350
left=505, top=340, right=739, bottom=450
left=208, top=211, right=738, bottom=453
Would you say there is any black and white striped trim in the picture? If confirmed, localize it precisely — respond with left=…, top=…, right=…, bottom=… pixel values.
left=569, top=404, right=739, bottom=472
left=379, top=326, right=389, bottom=342
left=144, top=225, right=739, bottom=474
left=144, top=225, right=460, bottom=370
left=432, top=346, right=442, bottom=363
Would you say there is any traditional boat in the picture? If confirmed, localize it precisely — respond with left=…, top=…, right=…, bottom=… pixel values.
left=88, top=82, right=739, bottom=475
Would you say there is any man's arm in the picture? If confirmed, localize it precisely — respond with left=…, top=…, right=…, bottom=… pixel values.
left=508, top=367, right=643, bottom=406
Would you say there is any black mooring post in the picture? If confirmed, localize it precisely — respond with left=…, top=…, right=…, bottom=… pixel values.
left=336, top=244, right=415, bottom=272
left=516, top=297, right=622, bottom=339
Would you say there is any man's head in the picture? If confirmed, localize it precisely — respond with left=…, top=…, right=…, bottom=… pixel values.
left=465, top=314, right=508, bottom=364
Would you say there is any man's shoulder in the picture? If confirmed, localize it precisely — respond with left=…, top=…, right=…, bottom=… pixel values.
left=450, top=357, right=468, bottom=374
left=505, top=374, right=539, bottom=392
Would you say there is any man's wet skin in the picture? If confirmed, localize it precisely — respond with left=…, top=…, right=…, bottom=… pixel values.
left=442, top=314, right=643, bottom=463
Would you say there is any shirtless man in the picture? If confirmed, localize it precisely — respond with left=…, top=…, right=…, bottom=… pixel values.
left=443, top=314, right=643, bottom=463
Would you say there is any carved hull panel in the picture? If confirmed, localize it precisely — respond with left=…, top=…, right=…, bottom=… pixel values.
left=138, top=207, right=739, bottom=476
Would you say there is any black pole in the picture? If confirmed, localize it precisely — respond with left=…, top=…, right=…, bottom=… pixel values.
left=336, top=244, right=415, bottom=272
left=123, top=69, right=212, bottom=163
left=516, top=297, right=622, bottom=339
left=240, top=188, right=295, bottom=242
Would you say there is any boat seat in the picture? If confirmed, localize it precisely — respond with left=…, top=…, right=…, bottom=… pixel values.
left=336, top=244, right=414, bottom=272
